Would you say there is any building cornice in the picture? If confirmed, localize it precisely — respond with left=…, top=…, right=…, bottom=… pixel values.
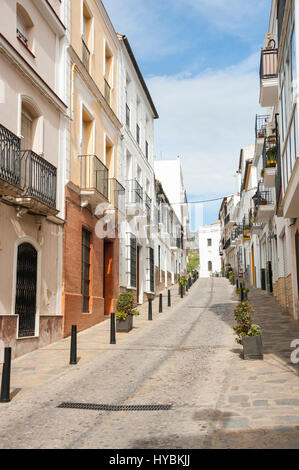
left=0, top=34, right=67, bottom=114
left=95, top=0, right=121, bottom=49
left=68, top=45, right=122, bottom=132
left=32, top=0, right=66, bottom=38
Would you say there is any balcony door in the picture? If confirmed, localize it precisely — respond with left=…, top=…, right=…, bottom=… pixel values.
left=104, top=241, right=114, bottom=317
left=21, top=110, right=33, bottom=151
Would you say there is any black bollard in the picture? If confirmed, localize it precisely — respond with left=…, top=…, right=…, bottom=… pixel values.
left=110, top=313, right=116, bottom=344
left=159, top=293, right=163, bottom=313
left=168, top=290, right=171, bottom=307
left=148, top=299, right=153, bottom=321
left=236, top=279, right=239, bottom=289
left=240, top=283, right=244, bottom=302
left=180, top=285, right=184, bottom=298
left=70, top=325, right=77, bottom=365
left=0, top=347, right=11, bottom=403
left=186, top=282, right=189, bottom=292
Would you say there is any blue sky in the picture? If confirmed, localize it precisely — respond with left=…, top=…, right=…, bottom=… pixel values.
left=103, top=0, right=272, bottom=227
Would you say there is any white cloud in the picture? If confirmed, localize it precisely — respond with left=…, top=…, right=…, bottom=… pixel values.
left=178, top=0, right=271, bottom=40
left=147, top=52, right=262, bottom=197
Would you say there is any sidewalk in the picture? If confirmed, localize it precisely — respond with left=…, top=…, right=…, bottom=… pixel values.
left=0, top=282, right=186, bottom=401
left=208, top=285, right=299, bottom=449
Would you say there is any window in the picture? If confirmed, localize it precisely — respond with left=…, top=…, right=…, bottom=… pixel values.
left=82, top=2, right=92, bottom=71
left=207, top=239, right=212, bottom=247
left=130, top=234, right=137, bottom=288
left=104, top=42, right=113, bottom=104
left=16, top=3, right=34, bottom=52
left=82, top=228, right=91, bottom=312
left=208, top=261, right=213, bottom=272
left=126, top=104, right=130, bottom=128
left=136, top=124, right=140, bottom=145
left=20, top=99, right=42, bottom=153
left=145, top=140, right=149, bottom=160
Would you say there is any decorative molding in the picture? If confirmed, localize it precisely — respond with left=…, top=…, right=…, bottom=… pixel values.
left=0, top=34, right=67, bottom=114
left=32, top=0, right=66, bottom=38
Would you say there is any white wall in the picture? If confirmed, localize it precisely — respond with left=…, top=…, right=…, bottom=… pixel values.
left=198, top=223, right=221, bottom=278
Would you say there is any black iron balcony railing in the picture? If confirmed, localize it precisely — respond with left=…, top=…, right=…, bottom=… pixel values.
left=126, top=179, right=143, bottom=205
left=170, top=236, right=181, bottom=249
left=136, top=124, right=140, bottom=145
left=263, top=135, right=279, bottom=168
left=20, top=150, right=57, bottom=208
left=109, top=178, right=125, bottom=213
left=224, top=214, right=230, bottom=226
left=82, top=37, right=90, bottom=71
left=79, top=154, right=108, bottom=199
left=145, top=193, right=151, bottom=219
left=104, top=78, right=111, bottom=105
left=255, top=114, right=269, bottom=139
left=16, top=28, right=28, bottom=46
left=0, top=123, right=21, bottom=187
left=126, top=104, right=130, bottom=128
left=253, top=189, right=274, bottom=208
left=260, top=48, right=278, bottom=80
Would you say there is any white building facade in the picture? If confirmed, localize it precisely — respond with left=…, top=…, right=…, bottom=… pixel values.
left=198, top=222, right=222, bottom=278
left=117, top=34, right=158, bottom=304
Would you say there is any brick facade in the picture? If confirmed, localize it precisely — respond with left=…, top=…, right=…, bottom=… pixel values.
left=62, top=186, right=119, bottom=337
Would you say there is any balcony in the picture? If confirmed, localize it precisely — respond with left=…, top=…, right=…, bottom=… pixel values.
left=79, top=155, right=108, bottom=209
left=259, top=48, right=278, bottom=107
left=82, top=37, right=90, bottom=71
left=262, top=136, right=278, bottom=188
left=255, top=114, right=269, bottom=157
left=104, top=78, right=111, bottom=105
left=145, top=193, right=151, bottom=219
left=253, top=189, right=275, bottom=223
left=125, top=179, right=144, bottom=216
left=0, top=124, right=58, bottom=215
left=18, top=150, right=57, bottom=215
left=109, top=178, right=125, bottom=214
left=170, top=236, right=182, bottom=250
left=0, top=123, right=22, bottom=197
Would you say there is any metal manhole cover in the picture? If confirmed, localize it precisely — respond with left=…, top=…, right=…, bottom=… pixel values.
left=57, top=403, right=172, bottom=411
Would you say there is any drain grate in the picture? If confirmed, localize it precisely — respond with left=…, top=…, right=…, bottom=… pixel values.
left=57, top=402, right=172, bottom=411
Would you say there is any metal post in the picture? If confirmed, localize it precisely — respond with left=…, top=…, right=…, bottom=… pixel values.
left=0, top=347, right=11, bottom=403
left=236, top=279, right=239, bottom=289
left=186, top=282, right=189, bottom=292
left=159, top=293, right=163, bottom=313
left=240, top=283, right=244, bottom=302
left=168, top=289, right=171, bottom=307
left=180, top=285, right=183, bottom=298
left=148, top=299, right=152, bottom=321
left=110, top=313, right=116, bottom=344
left=70, top=325, right=77, bottom=365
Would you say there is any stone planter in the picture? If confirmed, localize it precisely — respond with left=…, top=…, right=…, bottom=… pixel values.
left=116, top=314, right=133, bottom=333
left=242, top=335, right=263, bottom=360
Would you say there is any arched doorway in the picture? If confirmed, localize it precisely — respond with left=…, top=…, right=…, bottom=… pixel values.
left=15, top=243, right=37, bottom=337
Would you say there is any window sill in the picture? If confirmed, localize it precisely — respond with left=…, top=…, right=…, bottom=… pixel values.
left=17, top=36, right=36, bottom=58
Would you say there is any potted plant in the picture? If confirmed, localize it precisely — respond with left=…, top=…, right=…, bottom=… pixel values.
left=179, top=275, right=188, bottom=294
left=229, top=270, right=235, bottom=285
left=116, top=291, right=139, bottom=333
left=261, top=168, right=264, bottom=178
left=233, top=302, right=263, bottom=360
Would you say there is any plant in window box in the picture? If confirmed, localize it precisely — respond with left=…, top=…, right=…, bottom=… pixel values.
left=116, top=291, right=139, bottom=333
left=233, top=302, right=263, bottom=360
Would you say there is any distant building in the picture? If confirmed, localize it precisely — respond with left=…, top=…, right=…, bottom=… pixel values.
left=198, top=222, right=222, bottom=278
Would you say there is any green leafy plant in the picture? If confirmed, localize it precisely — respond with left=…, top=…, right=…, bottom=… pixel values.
left=179, top=276, right=188, bottom=287
left=261, top=168, right=264, bottom=178
left=233, top=301, right=261, bottom=344
left=116, top=291, right=139, bottom=321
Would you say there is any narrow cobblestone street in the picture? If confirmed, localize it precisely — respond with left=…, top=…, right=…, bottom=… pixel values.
left=1, top=278, right=299, bottom=449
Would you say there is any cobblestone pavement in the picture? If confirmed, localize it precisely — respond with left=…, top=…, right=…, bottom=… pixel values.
left=1, top=279, right=299, bottom=449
